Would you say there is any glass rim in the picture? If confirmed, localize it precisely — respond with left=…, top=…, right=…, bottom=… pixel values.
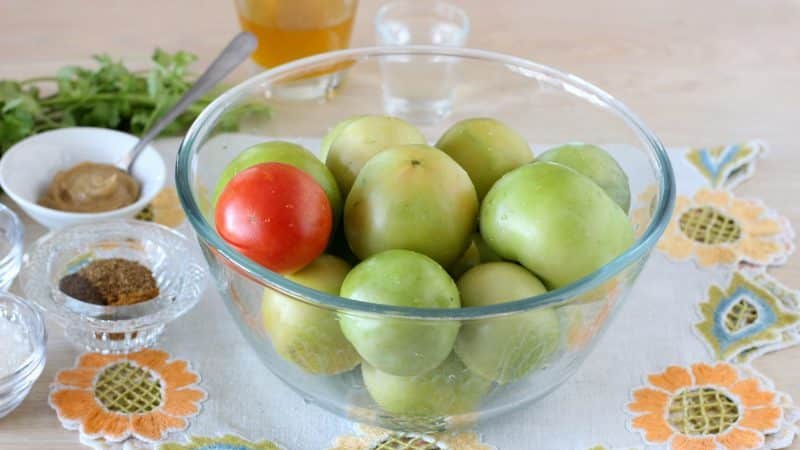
left=176, top=45, right=676, bottom=320
left=0, top=292, right=46, bottom=385
left=375, top=1, right=471, bottom=32
left=0, top=203, right=23, bottom=268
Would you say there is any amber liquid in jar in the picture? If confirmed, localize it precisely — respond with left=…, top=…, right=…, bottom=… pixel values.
left=235, top=0, right=357, bottom=72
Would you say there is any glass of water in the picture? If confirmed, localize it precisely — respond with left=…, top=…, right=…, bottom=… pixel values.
left=0, top=204, right=23, bottom=290
left=375, top=1, right=470, bottom=123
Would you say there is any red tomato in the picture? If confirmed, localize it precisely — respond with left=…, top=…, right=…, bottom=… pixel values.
left=215, top=162, right=332, bottom=274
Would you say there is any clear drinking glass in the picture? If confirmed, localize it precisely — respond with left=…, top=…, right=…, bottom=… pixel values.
left=0, top=203, right=23, bottom=290
left=234, top=0, right=359, bottom=99
left=375, top=1, right=469, bottom=123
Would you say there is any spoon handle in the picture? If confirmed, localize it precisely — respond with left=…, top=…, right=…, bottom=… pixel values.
left=121, top=32, right=258, bottom=171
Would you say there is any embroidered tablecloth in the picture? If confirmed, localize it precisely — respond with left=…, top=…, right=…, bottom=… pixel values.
left=43, top=139, right=800, bottom=450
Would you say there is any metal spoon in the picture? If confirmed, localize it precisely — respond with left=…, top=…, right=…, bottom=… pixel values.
left=118, top=32, right=258, bottom=173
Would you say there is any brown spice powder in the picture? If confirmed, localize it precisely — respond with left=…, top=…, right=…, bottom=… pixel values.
left=73, top=258, right=159, bottom=306
left=59, top=273, right=106, bottom=305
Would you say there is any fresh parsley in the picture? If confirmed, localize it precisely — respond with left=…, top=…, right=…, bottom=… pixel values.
left=0, top=49, right=270, bottom=154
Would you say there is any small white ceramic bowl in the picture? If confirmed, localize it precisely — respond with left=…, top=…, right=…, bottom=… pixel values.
left=0, top=127, right=166, bottom=229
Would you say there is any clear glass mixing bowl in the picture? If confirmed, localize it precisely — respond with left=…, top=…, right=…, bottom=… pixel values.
left=176, top=46, right=675, bottom=431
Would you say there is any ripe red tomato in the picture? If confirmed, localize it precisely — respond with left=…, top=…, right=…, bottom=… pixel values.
left=215, top=162, right=333, bottom=274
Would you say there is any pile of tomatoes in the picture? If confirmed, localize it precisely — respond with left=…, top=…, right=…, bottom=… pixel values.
left=214, top=115, right=634, bottom=417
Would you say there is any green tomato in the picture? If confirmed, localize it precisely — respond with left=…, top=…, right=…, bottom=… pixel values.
left=345, top=145, right=478, bottom=268
left=473, top=232, right=502, bottom=263
left=449, top=239, right=480, bottom=279
left=449, top=232, right=503, bottom=278
left=326, top=225, right=359, bottom=266
left=319, top=115, right=365, bottom=162
left=454, top=262, right=560, bottom=383
left=214, top=140, right=342, bottom=222
left=325, top=115, right=426, bottom=195
left=481, top=162, right=634, bottom=288
left=262, top=255, right=360, bottom=375
left=339, top=250, right=460, bottom=376
left=435, top=118, right=533, bottom=200
left=537, top=143, right=631, bottom=212
left=362, top=353, right=490, bottom=416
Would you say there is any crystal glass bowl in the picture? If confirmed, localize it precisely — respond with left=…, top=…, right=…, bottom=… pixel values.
left=0, top=292, right=46, bottom=419
left=21, top=220, right=206, bottom=353
left=0, top=203, right=23, bottom=290
left=176, top=46, right=675, bottom=431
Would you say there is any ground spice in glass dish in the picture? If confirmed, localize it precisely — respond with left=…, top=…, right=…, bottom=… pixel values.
left=58, top=273, right=105, bottom=305
left=58, top=258, right=159, bottom=306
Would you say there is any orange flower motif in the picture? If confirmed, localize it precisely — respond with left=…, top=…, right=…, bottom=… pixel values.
left=329, top=425, right=493, bottom=450
left=657, top=189, right=793, bottom=268
left=568, top=300, right=615, bottom=349
left=630, top=184, right=658, bottom=237
left=49, top=350, right=206, bottom=443
left=568, top=279, right=622, bottom=349
left=627, top=362, right=783, bottom=450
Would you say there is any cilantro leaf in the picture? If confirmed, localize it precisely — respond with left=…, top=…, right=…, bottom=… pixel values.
left=0, top=50, right=270, bottom=154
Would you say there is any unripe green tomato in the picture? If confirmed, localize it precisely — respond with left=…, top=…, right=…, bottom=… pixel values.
left=326, top=226, right=359, bottom=266
left=319, top=115, right=365, bottom=162
left=325, top=115, right=426, bottom=196
left=362, top=353, right=491, bottom=416
left=537, top=143, right=631, bottom=213
left=338, top=250, right=460, bottom=376
left=435, top=118, right=533, bottom=200
left=449, top=240, right=480, bottom=279
left=262, top=255, right=360, bottom=375
left=344, top=145, right=478, bottom=268
left=480, top=162, right=634, bottom=288
left=454, top=262, right=560, bottom=383
left=473, top=232, right=503, bottom=263
left=214, top=140, right=342, bottom=222
left=449, top=232, right=503, bottom=278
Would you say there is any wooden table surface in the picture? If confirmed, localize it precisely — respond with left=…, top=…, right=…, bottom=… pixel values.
left=1, top=1, right=799, bottom=448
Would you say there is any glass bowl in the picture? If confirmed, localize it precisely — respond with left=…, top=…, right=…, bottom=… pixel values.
left=0, top=203, right=24, bottom=290
left=20, top=220, right=206, bottom=354
left=176, top=46, right=675, bottom=431
left=0, top=292, right=46, bottom=419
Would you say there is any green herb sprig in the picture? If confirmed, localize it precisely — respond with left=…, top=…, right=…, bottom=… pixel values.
left=0, top=49, right=270, bottom=154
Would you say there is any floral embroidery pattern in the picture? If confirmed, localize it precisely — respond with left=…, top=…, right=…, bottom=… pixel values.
left=751, top=270, right=800, bottom=311
left=161, top=434, right=281, bottom=450
left=630, top=184, right=658, bottom=237
left=567, top=281, right=621, bottom=350
left=79, top=434, right=152, bottom=450
left=732, top=271, right=800, bottom=362
left=329, top=425, right=493, bottom=450
left=626, top=362, right=783, bottom=449
left=684, top=142, right=766, bottom=189
left=695, top=272, right=800, bottom=362
left=586, top=446, right=641, bottom=450
left=657, top=189, right=794, bottom=268
left=49, top=350, right=206, bottom=443
left=765, top=390, right=800, bottom=449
